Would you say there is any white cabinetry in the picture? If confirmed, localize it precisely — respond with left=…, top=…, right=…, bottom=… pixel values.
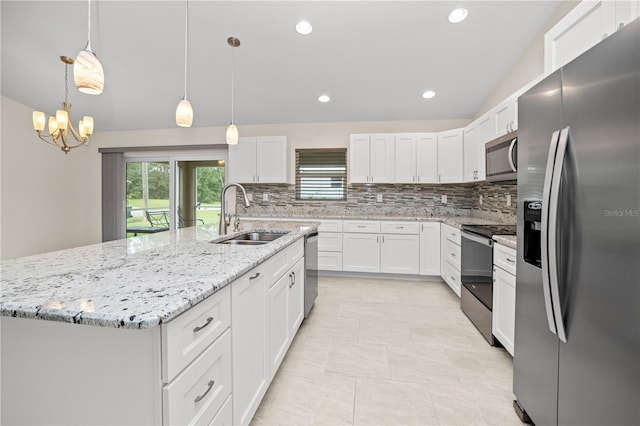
left=493, top=95, right=518, bottom=137
left=419, top=222, right=441, bottom=275
left=492, top=243, right=517, bottom=356
left=349, top=134, right=395, bottom=183
left=380, top=222, right=420, bottom=275
left=231, top=266, right=269, bottom=426
left=342, top=220, right=381, bottom=273
left=317, top=219, right=343, bottom=271
left=394, top=133, right=438, bottom=183
left=288, top=258, right=305, bottom=338
left=440, top=224, right=462, bottom=297
left=228, top=136, right=290, bottom=183
left=544, top=0, right=639, bottom=74
left=463, top=125, right=483, bottom=182
left=437, top=129, right=464, bottom=183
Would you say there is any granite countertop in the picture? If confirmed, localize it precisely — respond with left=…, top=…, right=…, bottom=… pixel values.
left=493, top=235, right=517, bottom=250
left=0, top=221, right=318, bottom=330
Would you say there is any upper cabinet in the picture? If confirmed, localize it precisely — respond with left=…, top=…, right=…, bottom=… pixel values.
left=493, top=95, right=518, bottom=137
left=437, top=129, right=464, bottom=183
left=228, top=136, right=290, bottom=184
left=545, top=0, right=639, bottom=74
left=463, top=125, right=481, bottom=182
left=349, top=134, right=395, bottom=183
left=394, top=133, right=438, bottom=184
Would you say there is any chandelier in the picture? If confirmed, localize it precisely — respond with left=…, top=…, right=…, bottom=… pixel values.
left=32, top=56, right=95, bottom=154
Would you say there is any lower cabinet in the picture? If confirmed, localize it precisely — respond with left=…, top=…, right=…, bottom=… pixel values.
left=440, top=223, right=461, bottom=296
left=419, top=222, right=441, bottom=275
left=492, top=243, right=517, bottom=356
left=231, top=265, right=270, bottom=426
left=342, top=232, right=381, bottom=272
left=380, top=233, right=420, bottom=274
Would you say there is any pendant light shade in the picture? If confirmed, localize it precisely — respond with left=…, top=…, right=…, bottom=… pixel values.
left=226, top=124, right=238, bottom=145
left=74, top=1, right=104, bottom=95
left=176, top=99, right=193, bottom=127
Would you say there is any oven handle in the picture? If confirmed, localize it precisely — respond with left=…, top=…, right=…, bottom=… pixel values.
left=461, top=231, right=493, bottom=247
left=541, top=129, right=560, bottom=337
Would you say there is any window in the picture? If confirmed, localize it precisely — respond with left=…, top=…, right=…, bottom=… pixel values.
left=296, top=149, right=347, bottom=201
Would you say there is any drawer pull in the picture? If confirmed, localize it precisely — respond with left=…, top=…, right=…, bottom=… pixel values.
left=249, top=272, right=261, bottom=280
left=193, top=317, right=214, bottom=333
left=506, top=257, right=516, bottom=263
left=450, top=276, right=456, bottom=282
left=451, top=253, right=456, bottom=257
left=357, top=225, right=366, bottom=228
left=194, top=380, right=216, bottom=403
left=396, top=226, right=404, bottom=229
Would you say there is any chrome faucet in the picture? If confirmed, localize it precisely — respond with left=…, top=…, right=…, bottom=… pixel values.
left=219, top=183, right=251, bottom=236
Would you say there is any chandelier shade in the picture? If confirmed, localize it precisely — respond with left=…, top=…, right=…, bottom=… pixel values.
left=74, top=47, right=104, bottom=95
left=226, top=124, right=239, bottom=145
left=176, top=99, right=193, bottom=127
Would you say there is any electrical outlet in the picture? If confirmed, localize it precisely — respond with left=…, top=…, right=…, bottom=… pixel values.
left=247, top=193, right=253, bottom=202
left=263, top=193, right=269, bottom=202
left=479, top=195, right=483, bottom=205
left=441, top=194, right=447, bottom=204
left=376, top=194, right=383, bottom=203
left=506, top=194, right=512, bottom=207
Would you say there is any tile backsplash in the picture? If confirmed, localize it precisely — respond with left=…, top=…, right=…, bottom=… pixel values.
left=238, top=181, right=517, bottom=223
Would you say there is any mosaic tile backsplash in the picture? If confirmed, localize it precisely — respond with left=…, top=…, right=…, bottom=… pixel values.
left=238, top=182, right=517, bottom=223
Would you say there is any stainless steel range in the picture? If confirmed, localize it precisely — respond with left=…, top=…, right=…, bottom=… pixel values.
left=460, top=224, right=516, bottom=345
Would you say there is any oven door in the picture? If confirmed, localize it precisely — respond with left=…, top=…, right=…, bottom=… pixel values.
left=461, top=231, right=494, bottom=310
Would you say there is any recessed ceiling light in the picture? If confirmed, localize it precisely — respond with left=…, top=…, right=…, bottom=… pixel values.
left=448, top=8, right=468, bottom=24
left=422, top=90, right=436, bottom=99
left=318, top=95, right=330, bottom=103
left=296, top=20, right=313, bottom=35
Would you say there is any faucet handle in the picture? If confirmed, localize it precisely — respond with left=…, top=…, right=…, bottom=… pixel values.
left=225, top=213, right=232, bottom=227
left=233, top=214, right=241, bottom=232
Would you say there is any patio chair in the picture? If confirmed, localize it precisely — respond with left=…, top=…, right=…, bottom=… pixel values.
left=145, top=210, right=170, bottom=228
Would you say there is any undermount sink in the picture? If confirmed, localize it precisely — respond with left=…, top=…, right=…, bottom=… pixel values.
left=216, top=231, right=289, bottom=246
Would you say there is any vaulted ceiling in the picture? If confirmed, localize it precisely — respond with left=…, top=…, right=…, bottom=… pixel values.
left=1, top=1, right=561, bottom=131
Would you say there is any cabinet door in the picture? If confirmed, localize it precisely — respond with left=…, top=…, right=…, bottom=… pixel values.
left=256, top=136, right=290, bottom=183
left=380, top=234, right=420, bottom=275
left=544, top=1, right=616, bottom=73
left=228, top=138, right=257, bottom=183
left=463, top=125, right=478, bottom=182
left=288, top=258, right=305, bottom=338
left=342, top=233, right=380, bottom=273
left=494, top=97, right=517, bottom=138
left=349, top=134, right=370, bottom=183
left=437, top=129, right=463, bottom=183
left=615, top=0, right=640, bottom=28
left=419, top=222, right=441, bottom=276
left=492, top=266, right=516, bottom=356
left=369, top=134, right=395, bottom=183
left=231, top=268, right=268, bottom=426
left=416, top=133, right=438, bottom=183
left=394, top=134, right=417, bottom=183
left=267, top=274, right=289, bottom=381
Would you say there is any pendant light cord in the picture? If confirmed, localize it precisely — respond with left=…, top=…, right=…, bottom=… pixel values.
left=231, top=45, right=235, bottom=124
left=183, top=0, right=189, bottom=99
left=87, top=0, right=92, bottom=45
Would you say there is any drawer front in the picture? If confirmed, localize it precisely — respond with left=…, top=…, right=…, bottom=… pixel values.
left=318, top=251, right=343, bottom=271
left=443, top=261, right=461, bottom=297
left=343, top=220, right=381, bottom=233
left=380, top=221, right=420, bottom=235
left=318, top=219, right=343, bottom=233
left=318, top=233, right=342, bottom=252
left=442, top=224, right=461, bottom=245
left=494, top=243, right=517, bottom=276
left=266, top=247, right=290, bottom=283
left=163, top=329, right=232, bottom=426
left=162, top=285, right=231, bottom=382
left=445, top=239, right=461, bottom=270
left=210, top=395, right=233, bottom=426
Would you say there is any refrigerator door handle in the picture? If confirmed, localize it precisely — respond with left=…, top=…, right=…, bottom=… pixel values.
left=508, top=138, right=518, bottom=172
left=541, top=129, right=561, bottom=336
left=548, top=127, right=570, bottom=343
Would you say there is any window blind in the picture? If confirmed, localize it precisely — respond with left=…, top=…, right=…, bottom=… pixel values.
left=295, top=149, right=347, bottom=201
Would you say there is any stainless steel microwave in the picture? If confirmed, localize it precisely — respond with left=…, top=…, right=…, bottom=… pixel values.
left=486, top=131, right=517, bottom=183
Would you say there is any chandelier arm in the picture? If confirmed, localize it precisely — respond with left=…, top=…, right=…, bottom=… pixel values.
left=37, top=133, right=63, bottom=148
left=67, top=120, right=87, bottom=143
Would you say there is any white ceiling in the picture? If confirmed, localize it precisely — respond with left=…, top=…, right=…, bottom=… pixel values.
left=1, top=1, right=562, bottom=132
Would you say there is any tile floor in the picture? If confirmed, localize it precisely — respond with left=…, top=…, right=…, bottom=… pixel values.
left=251, top=275, right=521, bottom=425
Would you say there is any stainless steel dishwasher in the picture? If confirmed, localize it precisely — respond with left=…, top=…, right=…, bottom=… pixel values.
left=304, top=231, right=318, bottom=318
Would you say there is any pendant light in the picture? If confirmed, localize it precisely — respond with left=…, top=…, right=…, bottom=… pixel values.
left=74, top=0, right=104, bottom=95
left=176, top=0, right=193, bottom=127
left=226, top=37, right=240, bottom=145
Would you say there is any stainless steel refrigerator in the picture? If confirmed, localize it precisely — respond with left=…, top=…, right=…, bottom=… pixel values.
left=514, top=19, right=639, bottom=425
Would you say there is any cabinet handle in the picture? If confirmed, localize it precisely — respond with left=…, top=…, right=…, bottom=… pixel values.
left=506, top=257, right=516, bottom=263
left=451, top=253, right=456, bottom=257
left=417, top=176, right=420, bottom=182
left=194, top=380, right=216, bottom=403
left=376, top=236, right=379, bottom=243
left=289, top=272, right=294, bottom=288
left=292, top=271, right=296, bottom=286
left=382, top=235, right=385, bottom=243
left=439, top=174, right=442, bottom=182
left=396, top=226, right=404, bottom=229
left=250, top=272, right=261, bottom=280
left=193, top=317, right=214, bottom=333
left=450, top=275, right=456, bottom=282
left=357, top=225, right=366, bottom=228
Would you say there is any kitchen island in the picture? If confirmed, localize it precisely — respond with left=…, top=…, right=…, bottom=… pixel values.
left=0, top=220, right=318, bottom=425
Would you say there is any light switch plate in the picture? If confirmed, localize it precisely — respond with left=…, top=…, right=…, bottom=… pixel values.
left=247, top=193, right=253, bottom=202
left=263, top=193, right=269, bottom=202
left=506, top=194, right=512, bottom=207
left=376, top=194, right=383, bottom=203
left=479, top=195, right=483, bottom=205
left=441, top=195, right=447, bottom=204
